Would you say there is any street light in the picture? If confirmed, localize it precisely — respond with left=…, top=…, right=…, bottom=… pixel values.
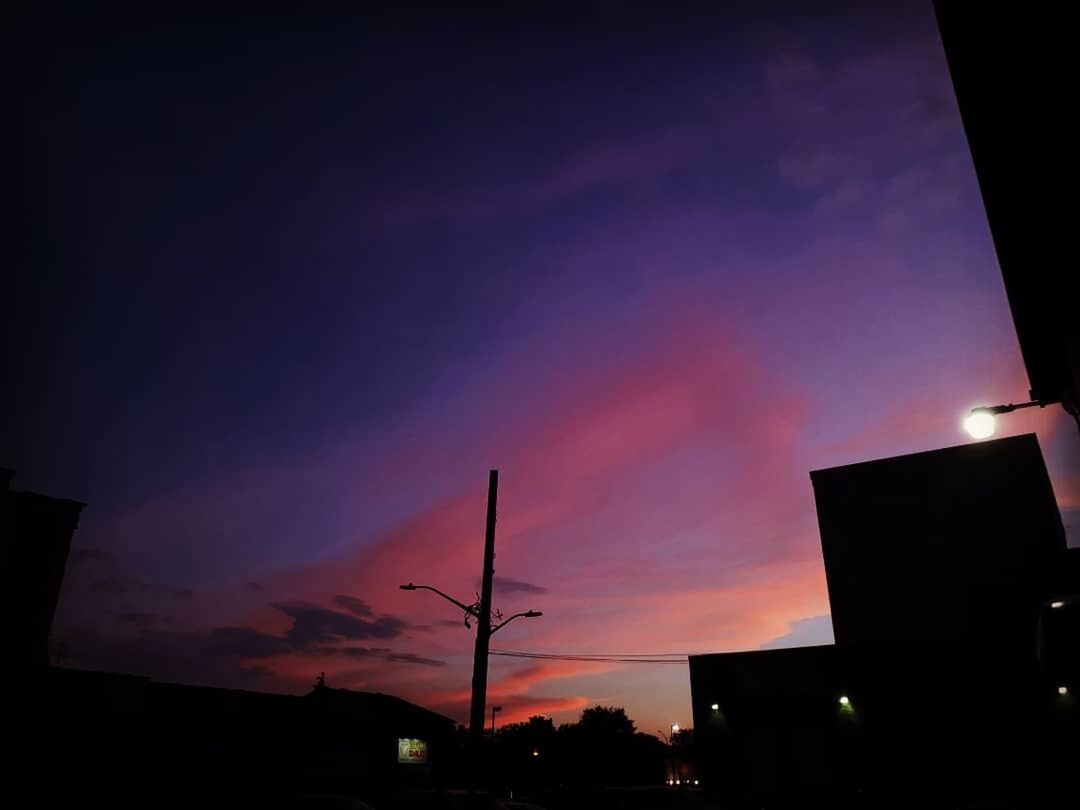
left=398, top=585, right=543, bottom=710
left=963, top=400, right=1054, bottom=439
left=399, top=583, right=479, bottom=624
left=491, top=610, right=543, bottom=634
left=963, top=409, right=997, bottom=439
left=397, top=473, right=544, bottom=767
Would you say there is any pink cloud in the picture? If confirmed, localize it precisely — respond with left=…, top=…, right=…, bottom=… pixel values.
left=58, top=303, right=830, bottom=728
left=171, top=310, right=829, bottom=725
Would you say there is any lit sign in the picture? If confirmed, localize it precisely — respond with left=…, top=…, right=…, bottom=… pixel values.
left=397, top=738, right=429, bottom=764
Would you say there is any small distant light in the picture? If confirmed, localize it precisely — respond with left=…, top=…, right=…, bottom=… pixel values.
left=1058, top=686, right=1069, bottom=696
left=675, top=779, right=681, bottom=785
left=839, top=695, right=850, bottom=706
left=671, top=723, right=680, bottom=732
left=1050, top=601, right=1066, bottom=609
left=710, top=703, right=720, bottom=711
left=693, top=779, right=700, bottom=786
left=666, top=779, right=673, bottom=786
left=532, top=749, right=540, bottom=756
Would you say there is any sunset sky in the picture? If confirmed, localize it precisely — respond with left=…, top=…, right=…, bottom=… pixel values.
left=17, top=4, right=1079, bottom=735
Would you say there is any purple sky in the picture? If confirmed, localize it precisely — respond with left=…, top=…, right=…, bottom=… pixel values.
left=15, top=4, right=1078, bottom=733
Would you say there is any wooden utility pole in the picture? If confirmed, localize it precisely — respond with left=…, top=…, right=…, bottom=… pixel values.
left=469, top=469, right=498, bottom=746
left=399, top=469, right=542, bottom=789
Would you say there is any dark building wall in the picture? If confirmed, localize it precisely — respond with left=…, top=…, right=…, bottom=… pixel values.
left=810, top=434, right=1065, bottom=650
left=934, top=3, right=1080, bottom=423
left=690, top=436, right=1076, bottom=806
left=3, top=469, right=460, bottom=801
left=1, top=471, right=85, bottom=671
left=690, top=646, right=845, bottom=804
left=21, top=670, right=458, bottom=805
left=690, top=640, right=1075, bottom=806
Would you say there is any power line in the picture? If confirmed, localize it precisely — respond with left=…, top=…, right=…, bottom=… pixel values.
left=490, top=648, right=689, bottom=664
left=492, top=652, right=691, bottom=660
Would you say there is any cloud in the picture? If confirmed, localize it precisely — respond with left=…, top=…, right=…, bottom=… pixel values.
left=760, top=614, right=834, bottom=650
left=385, top=652, right=446, bottom=667
left=89, top=575, right=152, bottom=595
left=481, top=576, right=549, bottom=596
left=246, top=581, right=264, bottom=592
left=422, top=661, right=601, bottom=725
left=294, top=640, right=445, bottom=668
left=763, top=31, right=970, bottom=235
left=88, top=575, right=192, bottom=600
left=333, top=594, right=373, bottom=616
left=70, top=300, right=830, bottom=736
left=272, top=601, right=407, bottom=646
left=113, top=610, right=168, bottom=628
left=54, top=599, right=437, bottom=693
left=321, top=646, right=391, bottom=659
left=159, top=310, right=824, bottom=728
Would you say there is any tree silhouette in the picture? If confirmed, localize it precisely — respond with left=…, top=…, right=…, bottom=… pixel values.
left=578, top=705, right=635, bottom=737
left=555, top=705, right=665, bottom=787
left=491, top=705, right=669, bottom=791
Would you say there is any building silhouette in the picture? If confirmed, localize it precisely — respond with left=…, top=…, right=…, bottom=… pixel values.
left=3, top=469, right=457, bottom=806
left=934, top=2, right=1080, bottom=433
left=814, top=435, right=1066, bottom=651
left=690, top=435, right=1078, bottom=807
left=2, top=465, right=85, bottom=673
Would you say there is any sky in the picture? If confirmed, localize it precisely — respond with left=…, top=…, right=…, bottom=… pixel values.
left=15, top=4, right=1080, bottom=735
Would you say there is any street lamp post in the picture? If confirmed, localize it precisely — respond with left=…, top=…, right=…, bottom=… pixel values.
left=963, top=400, right=1054, bottom=438
left=399, top=470, right=543, bottom=780
left=470, top=469, right=499, bottom=752
left=491, top=705, right=502, bottom=735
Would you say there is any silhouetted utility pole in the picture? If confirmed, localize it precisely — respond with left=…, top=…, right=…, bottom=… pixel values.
left=470, top=469, right=499, bottom=746
left=400, top=469, right=543, bottom=759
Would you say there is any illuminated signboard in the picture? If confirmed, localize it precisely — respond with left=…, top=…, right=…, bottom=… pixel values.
left=397, top=738, right=429, bottom=764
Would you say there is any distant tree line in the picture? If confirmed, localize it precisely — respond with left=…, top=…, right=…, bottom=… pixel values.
left=479, top=706, right=685, bottom=791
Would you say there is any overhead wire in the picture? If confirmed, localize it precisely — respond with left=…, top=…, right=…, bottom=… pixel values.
left=490, top=648, right=689, bottom=664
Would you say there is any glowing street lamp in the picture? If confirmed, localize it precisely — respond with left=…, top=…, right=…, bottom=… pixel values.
left=963, top=400, right=1054, bottom=439
left=963, top=409, right=997, bottom=439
